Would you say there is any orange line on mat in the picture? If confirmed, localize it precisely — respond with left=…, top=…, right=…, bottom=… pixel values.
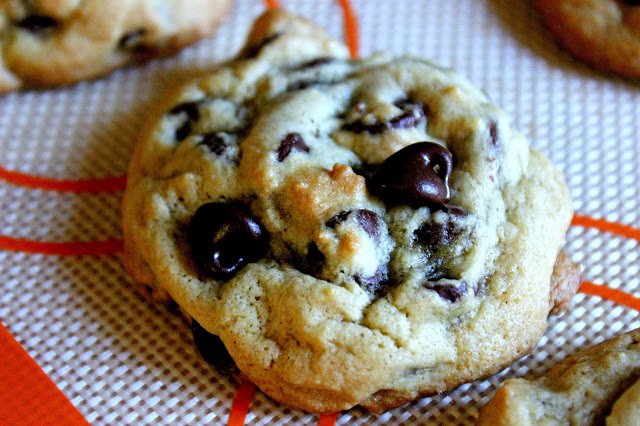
left=572, top=214, right=640, bottom=243
left=228, top=382, right=256, bottom=426
left=0, top=165, right=126, bottom=193
left=318, top=412, right=339, bottom=426
left=0, top=321, right=90, bottom=425
left=264, top=0, right=281, bottom=8
left=0, top=236, right=124, bottom=256
left=336, top=0, right=360, bottom=58
left=579, top=281, right=640, bottom=312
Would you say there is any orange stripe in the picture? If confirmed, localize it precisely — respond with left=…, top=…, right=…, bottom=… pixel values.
left=336, top=0, right=360, bottom=58
left=579, top=281, right=640, bottom=312
left=0, top=321, right=90, bottom=425
left=0, top=236, right=124, bottom=256
left=572, top=214, right=640, bottom=243
left=318, top=412, right=339, bottom=426
left=0, top=165, right=127, bottom=193
left=227, top=382, right=256, bottom=426
left=264, top=0, right=281, bottom=8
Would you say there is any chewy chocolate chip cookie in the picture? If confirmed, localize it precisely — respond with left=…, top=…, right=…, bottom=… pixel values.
left=478, top=329, right=640, bottom=425
left=535, top=0, right=640, bottom=78
left=123, top=9, right=579, bottom=413
left=0, top=0, right=233, bottom=92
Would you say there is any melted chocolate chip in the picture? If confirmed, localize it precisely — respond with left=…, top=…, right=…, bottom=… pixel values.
left=326, top=209, right=382, bottom=241
left=489, top=121, right=499, bottom=146
left=341, top=100, right=426, bottom=134
left=355, top=266, right=389, bottom=296
left=168, top=101, right=201, bottom=142
left=415, top=218, right=460, bottom=247
left=424, top=280, right=467, bottom=302
left=191, top=320, right=238, bottom=378
left=199, top=132, right=227, bottom=155
left=188, top=202, right=269, bottom=280
left=16, top=15, right=57, bottom=33
left=369, top=142, right=453, bottom=207
left=242, top=33, right=280, bottom=58
left=118, top=28, right=147, bottom=50
left=276, top=133, right=309, bottom=162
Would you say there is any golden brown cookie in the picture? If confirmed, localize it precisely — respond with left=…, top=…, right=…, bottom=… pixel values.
left=123, top=9, right=578, bottom=413
left=478, top=329, right=640, bottom=425
left=0, top=0, right=233, bottom=92
left=535, top=0, right=640, bottom=78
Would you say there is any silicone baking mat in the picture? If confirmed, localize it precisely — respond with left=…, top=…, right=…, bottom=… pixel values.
left=1, top=0, right=639, bottom=425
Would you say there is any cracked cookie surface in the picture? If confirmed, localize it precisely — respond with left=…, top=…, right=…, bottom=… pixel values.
left=535, top=0, right=640, bottom=78
left=0, top=0, right=233, bottom=92
left=123, top=9, right=576, bottom=413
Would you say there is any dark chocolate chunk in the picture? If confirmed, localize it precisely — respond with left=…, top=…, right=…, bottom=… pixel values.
left=242, top=33, right=280, bottom=58
left=355, top=265, right=389, bottom=296
left=191, top=320, right=238, bottom=378
left=276, top=133, right=309, bottom=162
left=369, top=142, right=453, bottom=207
left=16, top=15, right=57, bottom=33
left=167, top=101, right=201, bottom=142
left=341, top=99, right=425, bottom=134
left=424, top=279, right=467, bottom=302
left=199, top=132, right=227, bottom=155
left=188, top=202, right=269, bottom=280
left=118, top=28, right=147, bottom=50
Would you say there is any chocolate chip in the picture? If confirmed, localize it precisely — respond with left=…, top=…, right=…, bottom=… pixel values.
left=326, top=209, right=382, bottom=241
left=489, top=121, right=499, bottom=146
left=199, top=132, right=227, bottom=155
left=355, top=266, right=389, bottom=296
left=294, top=57, right=334, bottom=69
left=369, top=142, right=453, bottom=207
left=424, top=279, right=467, bottom=302
left=16, top=15, right=57, bottom=33
left=288, top=79, right=321, bottom=91
left=118, top=28, right=147, bottom=50
left=325, top=211, right=351, bottom=228
left=301, top=242, right=325, bottom=276
left=167, top=102, right=201, bottom=142
left=415, top=218, right=460, bottom=247
left=188, top=202, right=269, bottom=280
left=341, top=99, right=426, bottom=134
left=276, top=133, right=309, bottom=162
left=242, top=33, right=280, bottom=58
left=191, top=320, right=238, bottom=378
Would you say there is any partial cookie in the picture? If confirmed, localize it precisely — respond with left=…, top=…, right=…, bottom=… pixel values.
left=477, top=329, right=640, bottom=426
left=535, top=0, right=640, bottom=78
left=0, top=0, right=233, bottom=92
left=123, top=9, right=577, bottom=413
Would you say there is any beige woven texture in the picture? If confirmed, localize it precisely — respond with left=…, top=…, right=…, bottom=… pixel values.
left=1, top=0, right=639, bottom=424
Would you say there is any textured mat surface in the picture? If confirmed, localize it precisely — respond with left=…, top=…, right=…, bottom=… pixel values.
left=0, top=0, right=639, bottom=424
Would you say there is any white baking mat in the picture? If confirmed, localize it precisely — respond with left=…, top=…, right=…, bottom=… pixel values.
left=1, top=0, right=639, bottom=424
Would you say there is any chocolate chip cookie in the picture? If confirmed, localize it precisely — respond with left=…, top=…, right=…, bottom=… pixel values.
left=0, top=0, right=233, bottom=92
left=535, top=0, right=640, bottom=78
left=478, top=329, right=640, bottom=425
left=123, top=9, right=579, bottom=413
